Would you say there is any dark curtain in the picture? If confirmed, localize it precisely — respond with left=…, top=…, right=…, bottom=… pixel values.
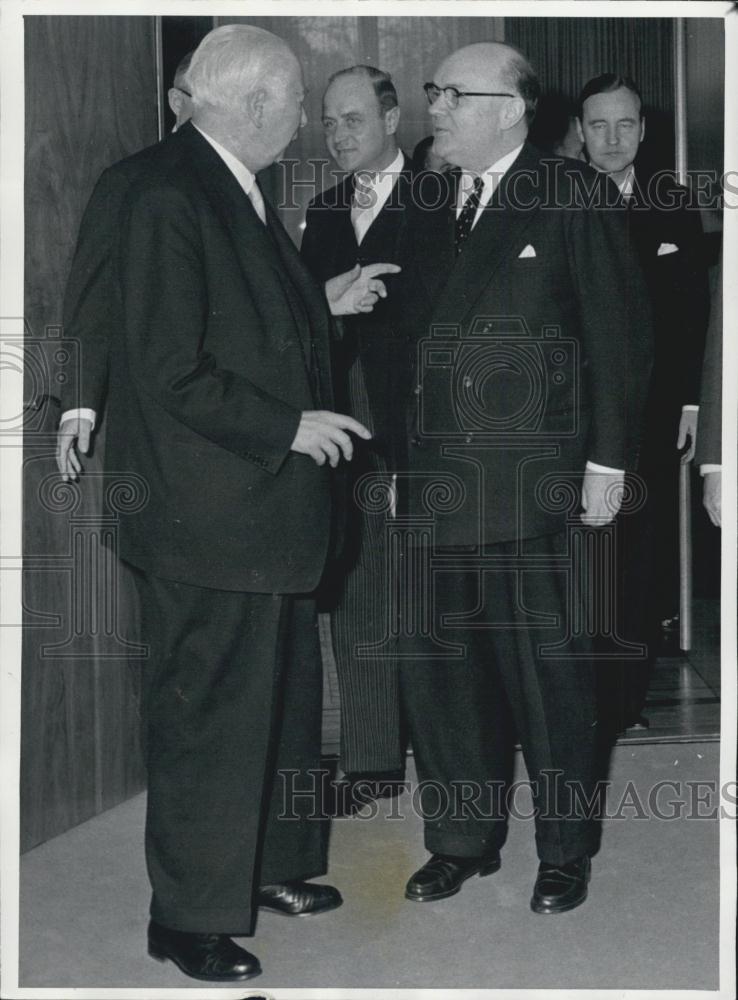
left=506, top=17, right=675, bottom=171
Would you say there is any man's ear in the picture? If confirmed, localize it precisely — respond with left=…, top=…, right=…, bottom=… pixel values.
left=575, top=117, right=585, bottom=144
left=246, top=87, right=267, bottom=127
left=168, top=88, right=183, bottom=118
left=639, top=116, right=646, bottom=143
left=500, top=96, right=526, bottom=132
left=384, top=106, right=400, bottom=136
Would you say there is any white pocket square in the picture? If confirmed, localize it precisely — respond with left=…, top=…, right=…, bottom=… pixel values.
left=657, top=242, right=679, bottom=256
left=518, top=244, right=537, bottom=258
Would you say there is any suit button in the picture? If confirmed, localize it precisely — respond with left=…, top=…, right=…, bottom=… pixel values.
left=465, top=433, right=474, bottom=444
left=413, top=385, right=422, bottom=395
left=462, top=376, right=472, bottom=389
left=411, top=435, right=423, bottom=448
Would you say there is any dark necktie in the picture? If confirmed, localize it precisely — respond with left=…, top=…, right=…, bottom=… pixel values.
left=454, top=176, right=484, bottom=255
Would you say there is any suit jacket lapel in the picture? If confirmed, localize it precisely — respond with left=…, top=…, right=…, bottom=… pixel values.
left=429, top=144, right=543, bottom=325
left=413, top=168, right=457, bottom=303
left=264, top=197, right=334, bottom=376
left=358, top=155, right=412, bottom=258
left=181, top=124, right=331, bottom=399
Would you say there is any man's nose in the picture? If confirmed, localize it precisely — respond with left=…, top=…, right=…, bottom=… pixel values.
left=429, top=96, right=445, bottom=118
left=606, top=125, right=619, bottom=145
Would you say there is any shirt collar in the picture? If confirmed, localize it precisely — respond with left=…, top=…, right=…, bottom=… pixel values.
left=617, top=167, right=636, bottom=199
left=354, top=149, right=404, bottom=189
left=193, top=124, right=256, bottom=196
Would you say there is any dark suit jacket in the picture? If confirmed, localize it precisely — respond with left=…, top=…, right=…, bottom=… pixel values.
left=300, top=155, right=412, bottom=468
left=620, top=173, right=710, bottom=457
left=78, top=122, right=334, bottom=592
left=399, top=145, right=654, bottom=548
left=61, top=154, right=158, bottom=415
left=695, top=255, right=723, bottom=468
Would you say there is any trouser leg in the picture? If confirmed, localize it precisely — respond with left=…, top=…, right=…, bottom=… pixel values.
left=134, top=572, right=323, bottom=934
left=400, top=533, right=599, bottom=866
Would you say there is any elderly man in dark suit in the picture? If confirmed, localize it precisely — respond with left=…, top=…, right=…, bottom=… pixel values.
left=577, top=74, right=710, bottom=731
left=57, top=24, right=399, bottom=983
left=301, top=65, right=413, bottom=795
left=396, top=42, right=652, bottom=914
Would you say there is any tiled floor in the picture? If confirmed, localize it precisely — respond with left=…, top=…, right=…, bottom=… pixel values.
left=619, top=598, right=720, bottom=744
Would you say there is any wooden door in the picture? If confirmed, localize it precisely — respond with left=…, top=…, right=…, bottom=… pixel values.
left=22, top=15, right=159, bottom=851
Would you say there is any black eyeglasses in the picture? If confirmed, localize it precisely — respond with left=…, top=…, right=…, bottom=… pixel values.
left=174, top=86, right=192, bottom=97
left=423, top=82, right=515, bottom=109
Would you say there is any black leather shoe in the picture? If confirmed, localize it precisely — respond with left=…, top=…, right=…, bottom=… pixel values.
left=405, top=852, right=501, bottom=902
left=147, top=921, right=261, bottom=982
left=257, top=880, right=343, bottom=916
left=530, top=855, right=591, bottom=914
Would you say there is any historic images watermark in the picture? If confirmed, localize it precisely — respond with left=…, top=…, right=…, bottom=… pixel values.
left=277, top=769, right=737, bottom=823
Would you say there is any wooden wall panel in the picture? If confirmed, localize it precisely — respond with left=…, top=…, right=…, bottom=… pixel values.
left=22, top=15, right=158, bottom=851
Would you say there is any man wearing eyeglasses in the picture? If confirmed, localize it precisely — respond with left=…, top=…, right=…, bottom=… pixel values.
left=301, top=66, right=413, bottom=806
left=397, top=42, right=653, bottom=914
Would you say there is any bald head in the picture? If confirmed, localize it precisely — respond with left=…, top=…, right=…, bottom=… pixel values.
left=187, top=24, right=306, bottom=173
left=429, top=41, right=538, bottom=172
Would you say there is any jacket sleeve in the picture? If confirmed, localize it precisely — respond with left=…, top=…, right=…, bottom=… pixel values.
left=61, top=166, right=128, bottom=416
left=567, top=188, right=654, bottom=471
left=117, top=181, right=302, bottom=475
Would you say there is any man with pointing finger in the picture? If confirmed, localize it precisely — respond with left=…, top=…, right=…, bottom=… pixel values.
left=58, top=25, right=397, bottom=983
left=301, top=65, right=413, bottom=797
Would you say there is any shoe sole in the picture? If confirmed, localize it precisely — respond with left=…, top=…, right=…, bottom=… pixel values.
left=258, top=898, right=343, bottom=917
left=404, top=858, right=501, bottom=903
left=148, top=944, right=262, bottom=981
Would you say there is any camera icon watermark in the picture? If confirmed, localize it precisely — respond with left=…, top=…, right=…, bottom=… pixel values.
left=0, top=317, right=81, bottom=439
left=418, top=315, right=579, bottom=440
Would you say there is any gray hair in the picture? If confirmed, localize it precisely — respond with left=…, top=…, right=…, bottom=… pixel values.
left=186, top=24, right=293, bottom=112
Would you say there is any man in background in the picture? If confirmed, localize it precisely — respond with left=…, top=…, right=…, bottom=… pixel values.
left=577, top=74, right=710, bottom=731
left=301, top=65, right=412, bottom=800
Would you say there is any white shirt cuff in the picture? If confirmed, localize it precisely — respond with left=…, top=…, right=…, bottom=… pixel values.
left=700, top=464, right=721, bottom=476
left=586, top=461, right=624, bottom=475
left=60, top=408, right=96, bottom=431
left=682, top=405, right=699, bottom=412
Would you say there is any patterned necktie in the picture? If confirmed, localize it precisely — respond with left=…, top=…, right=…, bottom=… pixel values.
left=454, top=176, right=484, bottom=255
left=351, top=171, right=376, bottom=244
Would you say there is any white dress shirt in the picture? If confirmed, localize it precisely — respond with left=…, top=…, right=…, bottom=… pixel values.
left=61, top=125, right=266, bottom=428
left=351, top=149, right=405, bottom=245
left=456, top=144, right=524, bottom=228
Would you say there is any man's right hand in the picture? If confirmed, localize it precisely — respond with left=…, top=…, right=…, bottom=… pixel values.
left=56, top=417, right=94, bottom=481
left=291, top=411, right=371, bottom=467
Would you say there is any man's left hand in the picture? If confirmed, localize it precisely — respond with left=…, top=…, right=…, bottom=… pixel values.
left=326, top=262, right=402, bottom=316
left=581, top=467, right=625, bottom=526
left=677, top=409, right=698, bottom=463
